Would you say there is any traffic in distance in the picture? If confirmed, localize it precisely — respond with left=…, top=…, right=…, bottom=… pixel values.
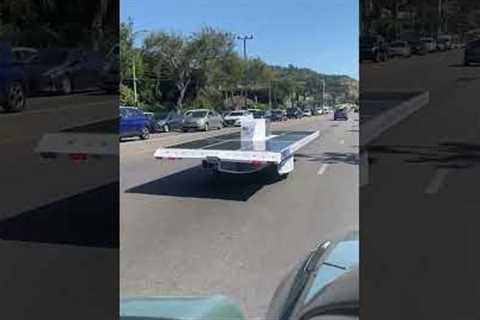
left=359, top=32, right=474, bottom=64
left=119, top=103, right=357, bottom=141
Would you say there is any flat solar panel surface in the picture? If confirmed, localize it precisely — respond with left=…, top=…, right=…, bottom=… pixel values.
left=166, top=131, right=314, bottom=153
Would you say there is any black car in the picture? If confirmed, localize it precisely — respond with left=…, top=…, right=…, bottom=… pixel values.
left=410, top=39, right=428, bottom=55
left=360, top=35, right=389, bottom=62
left=464, top=39, right=480, bottom=66
left=270, top=109, right=287, bottom=121
left=334, top=108, right=348, bottom=120
left=26, top=48, right=103, bottom=95
left=154, top=112, right=185, bottom=132
left=286, top=107, right=303, bottom=119
left=0, top=42, right=28, bottom=112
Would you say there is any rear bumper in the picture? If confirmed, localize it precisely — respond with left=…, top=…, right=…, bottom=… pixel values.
left=203, top=158, right=269, bottom=174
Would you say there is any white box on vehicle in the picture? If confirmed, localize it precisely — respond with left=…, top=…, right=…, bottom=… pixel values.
left=154, top=118, right=319, bottom=176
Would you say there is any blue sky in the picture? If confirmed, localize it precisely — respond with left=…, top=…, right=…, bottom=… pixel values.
left=121, top=0, right=358, bottom=79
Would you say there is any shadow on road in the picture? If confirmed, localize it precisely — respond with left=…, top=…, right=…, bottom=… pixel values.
left=126, top=165, right=286, bottom=202
left=296, top=151, right=359, bottom=165
left=368, top=142, right=480, bottom=169
left=0, top=182, right=119, bottom=248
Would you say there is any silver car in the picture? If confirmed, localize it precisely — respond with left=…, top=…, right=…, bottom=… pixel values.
left=182, top=110, right=223, bottom=131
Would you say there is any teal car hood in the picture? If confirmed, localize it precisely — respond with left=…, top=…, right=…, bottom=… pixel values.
left=120, top=295, right=245, bottom=320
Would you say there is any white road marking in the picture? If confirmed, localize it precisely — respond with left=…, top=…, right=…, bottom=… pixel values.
left=425, top=169, right=449, bottom=194
left=317, top=164, right=328, bottom=175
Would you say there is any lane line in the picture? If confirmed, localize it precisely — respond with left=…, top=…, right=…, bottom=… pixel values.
left=317, top=164, right=328, bottom=175
left=425, top=169, right=449, bottom=194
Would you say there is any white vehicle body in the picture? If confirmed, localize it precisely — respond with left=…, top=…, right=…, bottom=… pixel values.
left=388, top=41, right=411, bottom=57
left=420, top=37, right=436, bottom=52
left=154, top=118, right=319, bottom=176
left=223, top=110, right=253, bottom=127
left=437, top=35, right=452, bottom=50
left=303, top=109, right=312, bottom=116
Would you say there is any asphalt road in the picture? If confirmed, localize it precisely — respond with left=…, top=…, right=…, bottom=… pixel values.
left=120, top=113, right=359, bottom=317
left=0, top=90, right=117, bottom=220
left=0, top=90, right=118, bottom=319
left=361, top=49, right=480, bottom=319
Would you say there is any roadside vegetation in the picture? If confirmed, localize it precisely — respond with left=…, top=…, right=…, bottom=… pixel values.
left=120, top=20, right=358, bottom=113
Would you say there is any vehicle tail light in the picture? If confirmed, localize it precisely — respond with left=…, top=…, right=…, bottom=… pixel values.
left=69, top=153, right=88, bottom=164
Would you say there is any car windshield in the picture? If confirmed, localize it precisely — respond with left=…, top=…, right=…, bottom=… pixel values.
left=390, top=41, right=404, bottom=47
left=154, top=113, right=169, bottom=120
left=36, top=49, right=69, bottom=65
left=360, top=36, right=376, bottom=46
left=188, top=111, right=207, bottom=118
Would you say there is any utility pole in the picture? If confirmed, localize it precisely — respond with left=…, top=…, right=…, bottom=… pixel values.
left=321, top=79, right=326, bottom=109
left=237, top=34, right=253, bottom=108
left=132, top=59, right=137, bottom=105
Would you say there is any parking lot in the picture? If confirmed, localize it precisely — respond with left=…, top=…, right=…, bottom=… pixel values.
left=120, top=111, right=359, bottom=317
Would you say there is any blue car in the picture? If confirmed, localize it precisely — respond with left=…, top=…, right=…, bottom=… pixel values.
left=0, top=42, right=27, bottom=112
left=334, top=108, right=348, bottom=120
left=120, top=106, right=150, bottom=140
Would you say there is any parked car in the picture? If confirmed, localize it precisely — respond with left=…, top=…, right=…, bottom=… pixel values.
left=0, top=42, right=28, bottom=112
left=360, top=35, right=389, bottom=62
left=302, top=108, right=312, bottom=117
left=25, top=47, right=103, bottom=95
left=182, top=109, right=223, bottom=131
left=223, top=110, right=253, bottom=126
left=253, top=110, right=271, bottom=119
left=120, top=106, right=150, bottom=140
left=437, top=35, right=452, bottom=51
left=286, top=107, right=303, bottom=119
left=143, top=112, right=157, bottom=132
left=120, top=229, right=359, bottom=320
left=270, top=109, right=287, bottom=121
left=388, top=40, right=411, bottom=57
left=154, top=112, right=184, bottom=132
left=334, top=107, right=348, bottom=120
left=410, top=39, right=428, bottom=55
left=99, top=44, right=119, bottom=93
left=464, top=39, right=480, bottom=66
left=420, top=37, right=436, bottom=52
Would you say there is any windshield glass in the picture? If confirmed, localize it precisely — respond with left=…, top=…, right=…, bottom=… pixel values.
left=360, top=36, right=376, bottom=46
left=36, top=49, right=68, bottom=64
left=229, top=112, right=245, bottom=116
left=189, top=111, right=207, bottom=118
left=390, top=41, right=404, bottom=47
left=154, top=113, right=169, bottom=120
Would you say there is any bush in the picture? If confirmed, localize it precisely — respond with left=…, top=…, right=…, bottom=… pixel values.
left=120, top=84, right=136, bottom=106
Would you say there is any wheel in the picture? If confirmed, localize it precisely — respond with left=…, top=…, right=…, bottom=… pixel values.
left=4, top=82, right=26, bottom=112
left=464, top=59, right=470, bottom=66
left=374, top=51, right=380, bottom=63
left=59, top=76, right=72, bottom=95
left=163, top=124, right=170, bottom=132
left=204, top=123, right=209, bottom=131
left=139, top=127, right=150, bottom=140
left=217, top=122, right=223, bottom=130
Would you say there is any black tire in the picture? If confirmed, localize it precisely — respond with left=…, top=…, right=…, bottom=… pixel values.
left=374, top=51, right=380, bottom=63
left=217, top=122, right=223, bottom=130
left=182, top=128, right=188, bottom=132
left=139, top=127, right=150, bottom=140
left=204, top=123, right=209, bottom=131
left=4, top=82, right=26, bottom=112
left=59, top=76, right=72, bottom=95
left=464, top=59, right=470, bottom=66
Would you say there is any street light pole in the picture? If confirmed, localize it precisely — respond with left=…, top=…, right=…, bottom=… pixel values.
left=237, top=34, right=253, bottom=108
left=131, top=29, right=148, bottom=106
left=321, top=79, right=326, bottom=109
